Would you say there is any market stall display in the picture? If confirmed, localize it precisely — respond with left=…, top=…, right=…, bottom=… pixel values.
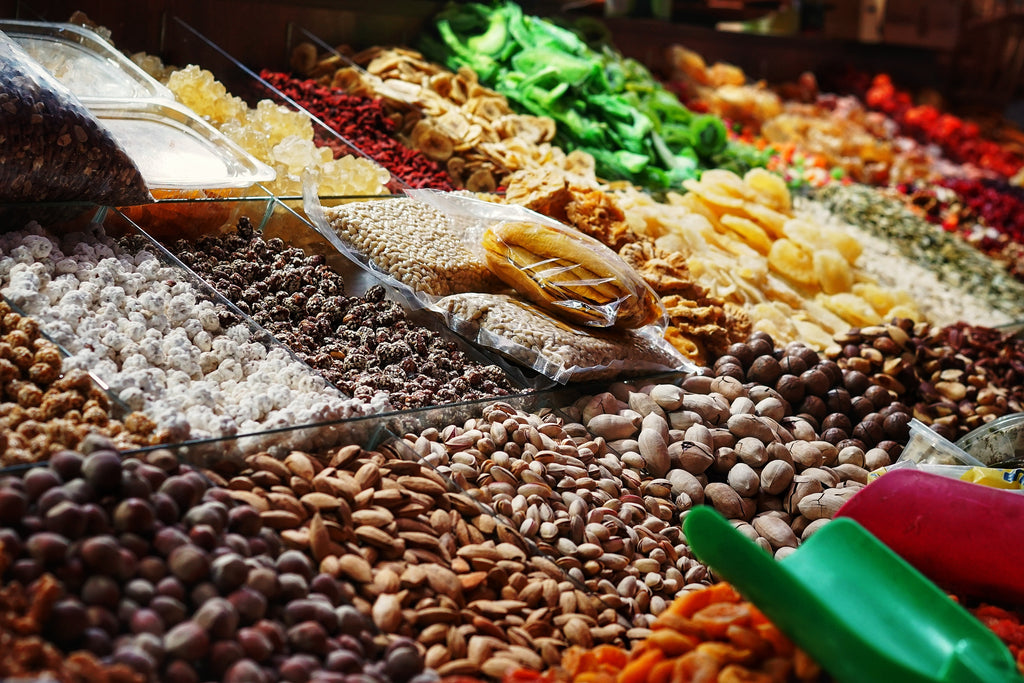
left=3, top=7, right=1024, bottom=683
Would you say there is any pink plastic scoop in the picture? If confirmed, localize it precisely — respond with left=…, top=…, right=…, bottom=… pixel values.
left=836, top=468, right=1024, bottom=605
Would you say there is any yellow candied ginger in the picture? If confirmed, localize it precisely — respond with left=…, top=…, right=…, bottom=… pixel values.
left=166, top=65, right=248, bottom=125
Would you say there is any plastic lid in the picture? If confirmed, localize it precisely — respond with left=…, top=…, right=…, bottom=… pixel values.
left=0, top=19, right=173, bottom=100
left=90, top=99, right=276, bottom=190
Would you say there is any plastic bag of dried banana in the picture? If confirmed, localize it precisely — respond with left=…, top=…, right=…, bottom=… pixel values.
left=410, top=188, right=668, bottom=331
left=0, top=30, right=151, bottom=208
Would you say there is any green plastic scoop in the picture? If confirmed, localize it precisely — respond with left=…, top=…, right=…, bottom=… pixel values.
left=683, top=506, right=1023, bottom=683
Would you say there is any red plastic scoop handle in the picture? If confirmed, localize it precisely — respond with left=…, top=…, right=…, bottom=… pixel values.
left=835, top=468, right=1024, bottom=605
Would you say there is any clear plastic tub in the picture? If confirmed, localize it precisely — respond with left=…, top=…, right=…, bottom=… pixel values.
left=956, top=413, right=1024, bottom=467
left=90, top=99, right=276, bottom=190
left=895, top=418, right=985, bottom=467
left=0, top=19, right=173, bottom=100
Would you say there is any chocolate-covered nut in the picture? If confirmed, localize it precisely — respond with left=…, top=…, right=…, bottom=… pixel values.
left=0, top=487, right=28, bottom=524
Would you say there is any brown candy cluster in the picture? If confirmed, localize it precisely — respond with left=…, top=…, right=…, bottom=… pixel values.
left=172, top=218, right=513, bottom=409
left=0, top=302, right=160, bottom=466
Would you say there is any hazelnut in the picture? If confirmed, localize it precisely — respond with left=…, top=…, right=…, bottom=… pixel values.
left=747, top=356, right=782, bottom=386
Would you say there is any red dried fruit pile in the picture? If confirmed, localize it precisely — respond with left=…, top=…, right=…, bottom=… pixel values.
left=260, top=70, right=454, bottom=190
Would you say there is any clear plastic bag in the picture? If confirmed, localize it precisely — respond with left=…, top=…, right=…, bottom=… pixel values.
left=304, top=183, right=691, bottom=382
left=435, top=292, right=691, bottom=383
left=0, top=30, right=150, bottom=206
left=409, top=188, right=667, bottom=331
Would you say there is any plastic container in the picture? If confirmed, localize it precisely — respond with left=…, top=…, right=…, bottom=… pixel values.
left=955, top=413, right=1024, bottom=467
left=895, top=418, right=985, bottom=467
left=0, top=19, right=173, bottom=100
left=89, top=99, right=276, bottom=190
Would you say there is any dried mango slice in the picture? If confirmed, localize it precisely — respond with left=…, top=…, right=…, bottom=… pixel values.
left=768, top=239, right=817, bottom=288
left=812, top=249, right=853, bottom=294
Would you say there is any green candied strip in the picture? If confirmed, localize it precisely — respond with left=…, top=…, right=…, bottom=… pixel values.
left=421, top=0, right=767, bottom=189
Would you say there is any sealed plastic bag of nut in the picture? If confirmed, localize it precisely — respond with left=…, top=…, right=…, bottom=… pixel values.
left=0, top=31, right=151, bottom=208
left=434, top=292, right=693, bottom=382
left=409, top=188, right=668, bottom=331
left=303, top=177, right=502, bottom=303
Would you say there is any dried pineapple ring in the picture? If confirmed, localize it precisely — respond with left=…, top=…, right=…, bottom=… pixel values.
left=768, top=239, right=817, bottom=288
left=812, top=249, right=853, bottom=294
left=792, top=319, right=835, bottom=350
left=738, top=201, right=789, bottom=239
left=684, top=179, right=745, bottom=209
left=818, top=293, right=880, bottom=327
left=743, top=168, right=791, bottom=212
left=886, top=304, right=921, bottom=321
left=700, top=170, right=756, bottom=199
left=822, top=228, right=863, bottom=264
left=782, top=218, right=831, bottom=251
left=720, top=215, right=772, bottom=255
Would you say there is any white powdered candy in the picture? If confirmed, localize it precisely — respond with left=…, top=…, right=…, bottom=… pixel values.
left=0, top=223, right=386, bottom=440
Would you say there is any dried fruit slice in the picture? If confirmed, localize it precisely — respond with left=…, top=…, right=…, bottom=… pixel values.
left=411, top=120, right=454, bottom=162
left=720, top=215, right=772, bottom=255
left=768, top=239, right=817, bottom=288
left=743, top=167, right=791, bottom=212
left=812, top=249, right=853, bottom=294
